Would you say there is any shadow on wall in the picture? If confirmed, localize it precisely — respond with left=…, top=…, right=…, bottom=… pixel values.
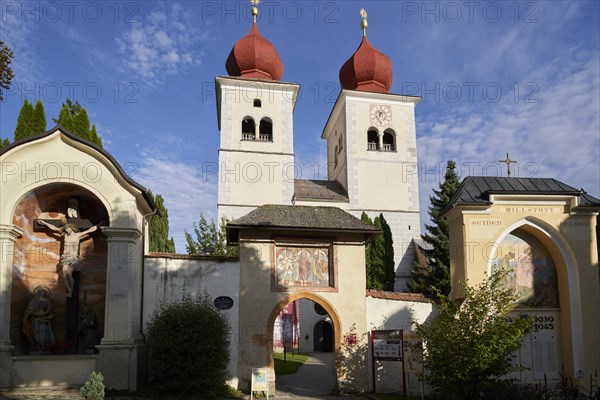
left=336, top=323, right=368, bottom=393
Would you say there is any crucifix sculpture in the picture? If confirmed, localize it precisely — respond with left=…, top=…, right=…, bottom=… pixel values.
left=499, top=153, right=518, bottom=177
left=36, top=198, right=100, bottom=298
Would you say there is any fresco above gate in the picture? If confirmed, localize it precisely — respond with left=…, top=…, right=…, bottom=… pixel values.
left=491, top=230, right=559, bottom=308
left=272, top=243, right=334, bottom=291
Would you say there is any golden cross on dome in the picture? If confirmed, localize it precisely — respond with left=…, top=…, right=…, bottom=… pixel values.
left=360, top=8, right=368, bottom=36
left=251, top=0, right=260, bottom=23
left=499, top=153, right=518, bottom=177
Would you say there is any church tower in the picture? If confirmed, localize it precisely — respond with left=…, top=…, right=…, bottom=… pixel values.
left=216, top=2, right=300, bottom=222
left=321, top=10, right=421, bottom=290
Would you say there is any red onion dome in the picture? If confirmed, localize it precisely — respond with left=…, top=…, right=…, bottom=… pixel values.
left=225, top=23, right=284, bottom=81
left=339, top=36, right=393, bottom=93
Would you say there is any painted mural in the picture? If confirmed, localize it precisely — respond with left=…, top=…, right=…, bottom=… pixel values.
left=274, top=245, right=331, bottom=288
left=490, top=230, right=559, bottom=308
left=10, top=184, right=108, bottom=355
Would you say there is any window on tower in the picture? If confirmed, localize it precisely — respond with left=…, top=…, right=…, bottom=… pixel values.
left=383, top=129, right=396, bottom=152
left=259, top=118, right=273, bottom=142
left=242, top=117, right=256, bottom=140
left=367, top=128, right=379, bottom=151
left=254, top=99, right=262, bottom=108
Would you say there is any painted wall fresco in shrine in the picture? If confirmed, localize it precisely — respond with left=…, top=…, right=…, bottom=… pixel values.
left=490, top=230, right=559, bottom=308
left=10, top=184, right=108, bottom=354
left=273, top=243, right=333, bottom=290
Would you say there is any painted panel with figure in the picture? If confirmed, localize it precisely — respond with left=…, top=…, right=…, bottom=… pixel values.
left=272, top=242, right=335, bottom=291
left=490, top=230, right=559, bottom=308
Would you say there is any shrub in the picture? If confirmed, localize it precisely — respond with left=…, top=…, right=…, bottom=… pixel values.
left=146, top=293, right=230, bottom=398
left=80, top=371, right=105, bottom=400
left=415, top=271, right=532, bottom=400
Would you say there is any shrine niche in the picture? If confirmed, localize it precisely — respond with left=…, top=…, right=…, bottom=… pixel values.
left=271, top=241, right=336, bottom=291
left=490, top=229, right=559, bottom=309
left=10, top=183, right=108, bottom=355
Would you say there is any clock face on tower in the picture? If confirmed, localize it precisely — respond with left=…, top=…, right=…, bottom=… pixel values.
left=370, top=105, right=392, bottom=126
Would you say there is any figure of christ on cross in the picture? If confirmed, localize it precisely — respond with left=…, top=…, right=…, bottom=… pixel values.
left=37, top=219, right=99, bottom=297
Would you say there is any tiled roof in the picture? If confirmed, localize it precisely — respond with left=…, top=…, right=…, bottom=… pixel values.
left=294, top=179, right=349, bottom=202
left=443, top=176, right=600, bottom=214
left=366, top=290, right=431, bottom=303
left=226, top=204, right=380, bottom=243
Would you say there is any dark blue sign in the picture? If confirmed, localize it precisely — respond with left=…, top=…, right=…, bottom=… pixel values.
left=214, top=296, right=234, bottom=310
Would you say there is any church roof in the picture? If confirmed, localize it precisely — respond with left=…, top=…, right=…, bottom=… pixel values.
left=443, top=176, right=600, bottom=214
left=225, top=23, right=284, bottom=81
left=226, top=205, right=380, bottom=243
left=339, top=35, right=393, bottom=93
left=294, top=179, right=349, bottom=202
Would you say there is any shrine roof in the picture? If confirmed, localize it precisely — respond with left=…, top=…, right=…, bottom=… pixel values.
left=294, top=179, right=349, bottom=202
left=0, top=124, right=157, bottom=212
left=226, top=205, right=380, bottom=243
left=442, top=176, right=600, bottom=214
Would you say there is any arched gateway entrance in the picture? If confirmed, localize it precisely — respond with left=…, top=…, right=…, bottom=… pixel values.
left=226, top=204, right=380, bottom=392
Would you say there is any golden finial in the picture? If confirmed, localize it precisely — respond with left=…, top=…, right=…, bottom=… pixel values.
left=251, top=0, right=260, bottom=23
left=360, top=8, right=368, bottom=36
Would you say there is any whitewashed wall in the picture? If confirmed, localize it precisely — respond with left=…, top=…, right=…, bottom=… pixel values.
left=143, top=255, right=241, bottom=387
left=366, top=296, right=435, bottom=395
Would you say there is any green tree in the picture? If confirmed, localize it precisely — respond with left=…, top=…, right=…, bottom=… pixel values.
left=73, top=107, right=91, bottom=141
left=409, top=160, right=460, bottom=298
left=89, top=124, right=102, bottom=147
left=415, top=271, right=532, bottom=399
left=185, top=213, right=237, bottom=257
left=146, top=294, right=229, bottom=398
left=55, top=99, right=103, bottom=148
left=0, top=138, right=10, bottom=149
left=0, top=41, right=15, bottom=102
left=361, top=212, right=394, bottom=291
left=14, top=99, right=35, bottom=140
left=33, top=100, right=47, bottom=134
left=148, top=191, right=175, bottom=253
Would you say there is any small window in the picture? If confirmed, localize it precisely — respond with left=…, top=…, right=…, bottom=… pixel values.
left=383, top=129, right=396, bottom=152
left=367, top=128, right=379, bottom=151
left=334, top=145, right=339, bottom=167
left=242, top=117, right=256, bottom=140
left=253, top=99, right=262, bottom=108
left=259, top=118, right=273, bottom=142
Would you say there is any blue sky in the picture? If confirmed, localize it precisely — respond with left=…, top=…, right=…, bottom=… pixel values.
left=2, top=1, right=599, bottom=252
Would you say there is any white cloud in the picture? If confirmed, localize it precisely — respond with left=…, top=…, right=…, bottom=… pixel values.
left=135, top=156, right=217, bottom=253
left=115, top=3, right=204, bottom=85
left=1, top=9, right=43, bottom=86
left=416, top=47, right=600, bottom=227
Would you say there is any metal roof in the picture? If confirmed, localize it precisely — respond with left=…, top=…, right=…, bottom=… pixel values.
left=443, top=176, right=600, bottom=214
left=294, top=179, right=349, bottom=202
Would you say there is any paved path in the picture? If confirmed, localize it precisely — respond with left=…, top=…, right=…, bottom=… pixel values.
left=275, top=352, right=339, bottom=398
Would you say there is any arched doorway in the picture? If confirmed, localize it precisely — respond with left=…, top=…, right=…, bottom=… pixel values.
left=313, top=320, right=334, bottom=352
left=489, top=222, right=571, bottom=383
left=268, top=294, right=341, bottom=396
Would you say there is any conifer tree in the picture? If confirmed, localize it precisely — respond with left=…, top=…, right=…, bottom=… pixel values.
left=409, top=160, right=460, bottom=298
left=0, top=41, right=15, bottom=102
left=55, top=99, right=103, bottom=148
left=89, top=124, right=102, bottom=147
left=0, top=138, right=10, bottom=149
left=33, top=100, right=47, bottom=134
left=57, top=103, right=75, bottom=133
left=361, top=212, right=395, bottom=291
left=148, top=191, right=175, bottom=253
left=14, top=99, right=35, bottom=140
left=73, top=107, right=91, bottom=141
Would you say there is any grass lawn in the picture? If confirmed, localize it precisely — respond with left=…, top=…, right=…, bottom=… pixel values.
left=273, top=352, right=309, bottom=375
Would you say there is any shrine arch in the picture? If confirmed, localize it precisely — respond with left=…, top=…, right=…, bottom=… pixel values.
left=487, top=217, right=583, bottom=378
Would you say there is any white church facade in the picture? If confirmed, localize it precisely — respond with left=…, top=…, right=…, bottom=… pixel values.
left=0, top=4, right=598, bottom=395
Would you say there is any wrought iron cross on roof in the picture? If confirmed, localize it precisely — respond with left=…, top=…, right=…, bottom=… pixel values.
left=499, top=153, right=518, bottom=177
